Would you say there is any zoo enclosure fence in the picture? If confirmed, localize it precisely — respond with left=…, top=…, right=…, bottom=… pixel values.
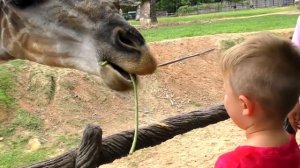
left=161, top=0, right=295, bottom=17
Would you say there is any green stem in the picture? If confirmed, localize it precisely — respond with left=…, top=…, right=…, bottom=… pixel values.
left=129, top=74, right=139, bottom=154
left=101, top=61, right=108, bottom=67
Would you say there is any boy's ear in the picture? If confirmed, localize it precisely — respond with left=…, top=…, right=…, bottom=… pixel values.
left=238, top=95, right=254, bottom=116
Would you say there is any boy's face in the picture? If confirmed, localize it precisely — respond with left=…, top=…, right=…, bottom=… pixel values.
left=223, top=78, right=246, bottom=129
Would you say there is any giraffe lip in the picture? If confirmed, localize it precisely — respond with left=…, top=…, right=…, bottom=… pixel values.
left=110, top=62, right=131, bottom=80
left=100, top=61, right=137, bottom=91
left=105, top=61, right=136, bottom=81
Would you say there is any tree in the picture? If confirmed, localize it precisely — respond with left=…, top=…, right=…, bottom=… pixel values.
left=139, top=0, right=158, bottom=26
left=156, top=0, right=181, bottom=13
left=150, top=0, right=158, bottom=23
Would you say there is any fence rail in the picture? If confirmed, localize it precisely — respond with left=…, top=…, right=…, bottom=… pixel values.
left=174, top=0, right=295, bottom=16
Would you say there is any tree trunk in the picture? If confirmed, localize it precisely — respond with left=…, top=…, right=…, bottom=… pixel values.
left=150, top=0, right=157, bottom=23
left=139, top=0, right=157, bottom=27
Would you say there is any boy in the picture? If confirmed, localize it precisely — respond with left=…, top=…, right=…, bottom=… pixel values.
left=215, top=33, right=300, bottom=168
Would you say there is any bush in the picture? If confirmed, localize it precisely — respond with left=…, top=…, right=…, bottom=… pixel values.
left=177, top=5, right=190, bottom=16
left=177, top=3, right=224, bottom=16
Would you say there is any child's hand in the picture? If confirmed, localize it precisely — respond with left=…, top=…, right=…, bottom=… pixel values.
left=287, top=103, right=300, bottom=131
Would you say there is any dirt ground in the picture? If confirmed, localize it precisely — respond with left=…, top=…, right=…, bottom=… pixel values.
left=1, top=29, right=299, bottom=167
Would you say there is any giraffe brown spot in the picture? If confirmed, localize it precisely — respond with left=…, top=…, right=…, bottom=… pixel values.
left=8, top=12, right=25, bottom=33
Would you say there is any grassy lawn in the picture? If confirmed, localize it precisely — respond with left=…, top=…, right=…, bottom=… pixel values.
left=129, top=6, right=296, bottom=25
left=0, top=108, right=80, bottom=168
left=0, top=109, right=45, bottom=168
left=0, top=137, right=54, bottom=168
left=141, top=14, right=298, bottom=42
left=0, top=134, right=80, bottom=168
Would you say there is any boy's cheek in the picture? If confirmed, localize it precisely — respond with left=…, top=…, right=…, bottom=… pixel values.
left=224, top=95, right=229, bottom=111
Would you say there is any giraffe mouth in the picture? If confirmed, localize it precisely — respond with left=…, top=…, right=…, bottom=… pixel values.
left=100, top=61, right=137, bottom=91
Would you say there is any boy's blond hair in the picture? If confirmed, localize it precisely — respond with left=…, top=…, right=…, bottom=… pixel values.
left=221, top=33, right=300, bottom=118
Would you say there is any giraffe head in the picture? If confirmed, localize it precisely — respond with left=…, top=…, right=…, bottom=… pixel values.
left=1, top=0, right=157, bottom=91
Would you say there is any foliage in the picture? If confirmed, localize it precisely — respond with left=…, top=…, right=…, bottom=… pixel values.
left=0, top=133, right=80, bottom=168
left=221, top=37, right=245, bottom=51
left=0, top=60, right=24, bottom=110
left=56, top=135, right=81, bottom=149
left=177, top=3, right=223, bottom=15
left=140, top=14, right=298, bottom=42
left=0, top=108, right=44, bottom=168
left=0, top=136, right=55, bottom=168
left=0, top=108, right=80, bottom=168
left=0, top=66, right=16, bottom=109
left=14, top=109, right=41, bottom=130
left=177, top=5, right=190, bottom=15
left=128, top=6, right=296, bottom=25
left=156, top=0, right=246, bottom=13
left=156, top=0, right=182, bottom=13
left=0, top=109, right=41, bottom=137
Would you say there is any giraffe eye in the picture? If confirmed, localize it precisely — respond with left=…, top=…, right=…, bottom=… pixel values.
left=10, top=0, right=45, bottom=9
left=10, top=0, right=34, bottom=8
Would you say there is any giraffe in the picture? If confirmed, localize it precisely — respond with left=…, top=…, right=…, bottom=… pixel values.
left=0, top=0, right=157, bottom=91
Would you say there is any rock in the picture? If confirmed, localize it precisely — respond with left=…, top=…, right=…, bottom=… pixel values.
left=27, top=138, right=42, bottom=152
left=0, top=142, right=4, bottom=150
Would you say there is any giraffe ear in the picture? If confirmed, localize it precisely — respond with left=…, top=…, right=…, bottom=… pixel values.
left=113, top=0, right=121, bottom=11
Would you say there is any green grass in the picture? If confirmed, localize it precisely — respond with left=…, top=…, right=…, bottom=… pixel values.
left=0, top=137, right=55, bottom=168
left=0, top=109, right=41, bottom=137
left=0, top=108, right=78, bottom=168
left=221, top=37, right=245, bottom=51
left=0, top=67, right=16, bottom=109
left=141, top=14, right=298, bottom=42
left=14, top=109, right=41, bottom=130
left=0, top=119, right=44, bottom=168
left=190, top=100, right=202, bottom=107
left=56, top=135, right=81, bottom=149
left=0, top=59, right=25, bottom=109
left=0, top=134, right=81, bottom=168
left=129, top=6, right=296, bottom=25
left=8, top=59, right=26, bottom=71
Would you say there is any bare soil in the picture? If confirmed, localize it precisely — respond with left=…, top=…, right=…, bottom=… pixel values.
left=1, top=29, right=299, bottom=167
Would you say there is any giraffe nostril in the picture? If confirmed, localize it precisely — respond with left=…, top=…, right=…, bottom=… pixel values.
left=119, top=32, right=135, bottom=47
left=125, top=26, right=145, bottom=45
left=114, top=27, right=145, bottom=52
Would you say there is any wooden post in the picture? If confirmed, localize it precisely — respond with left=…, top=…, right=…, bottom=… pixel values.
left=25, top=105, right=229, bottom=167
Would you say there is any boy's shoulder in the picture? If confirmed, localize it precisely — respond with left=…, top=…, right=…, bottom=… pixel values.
left=215, top=136, right=300, bottom=168
left=215, top=148, right=244, bottom=168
